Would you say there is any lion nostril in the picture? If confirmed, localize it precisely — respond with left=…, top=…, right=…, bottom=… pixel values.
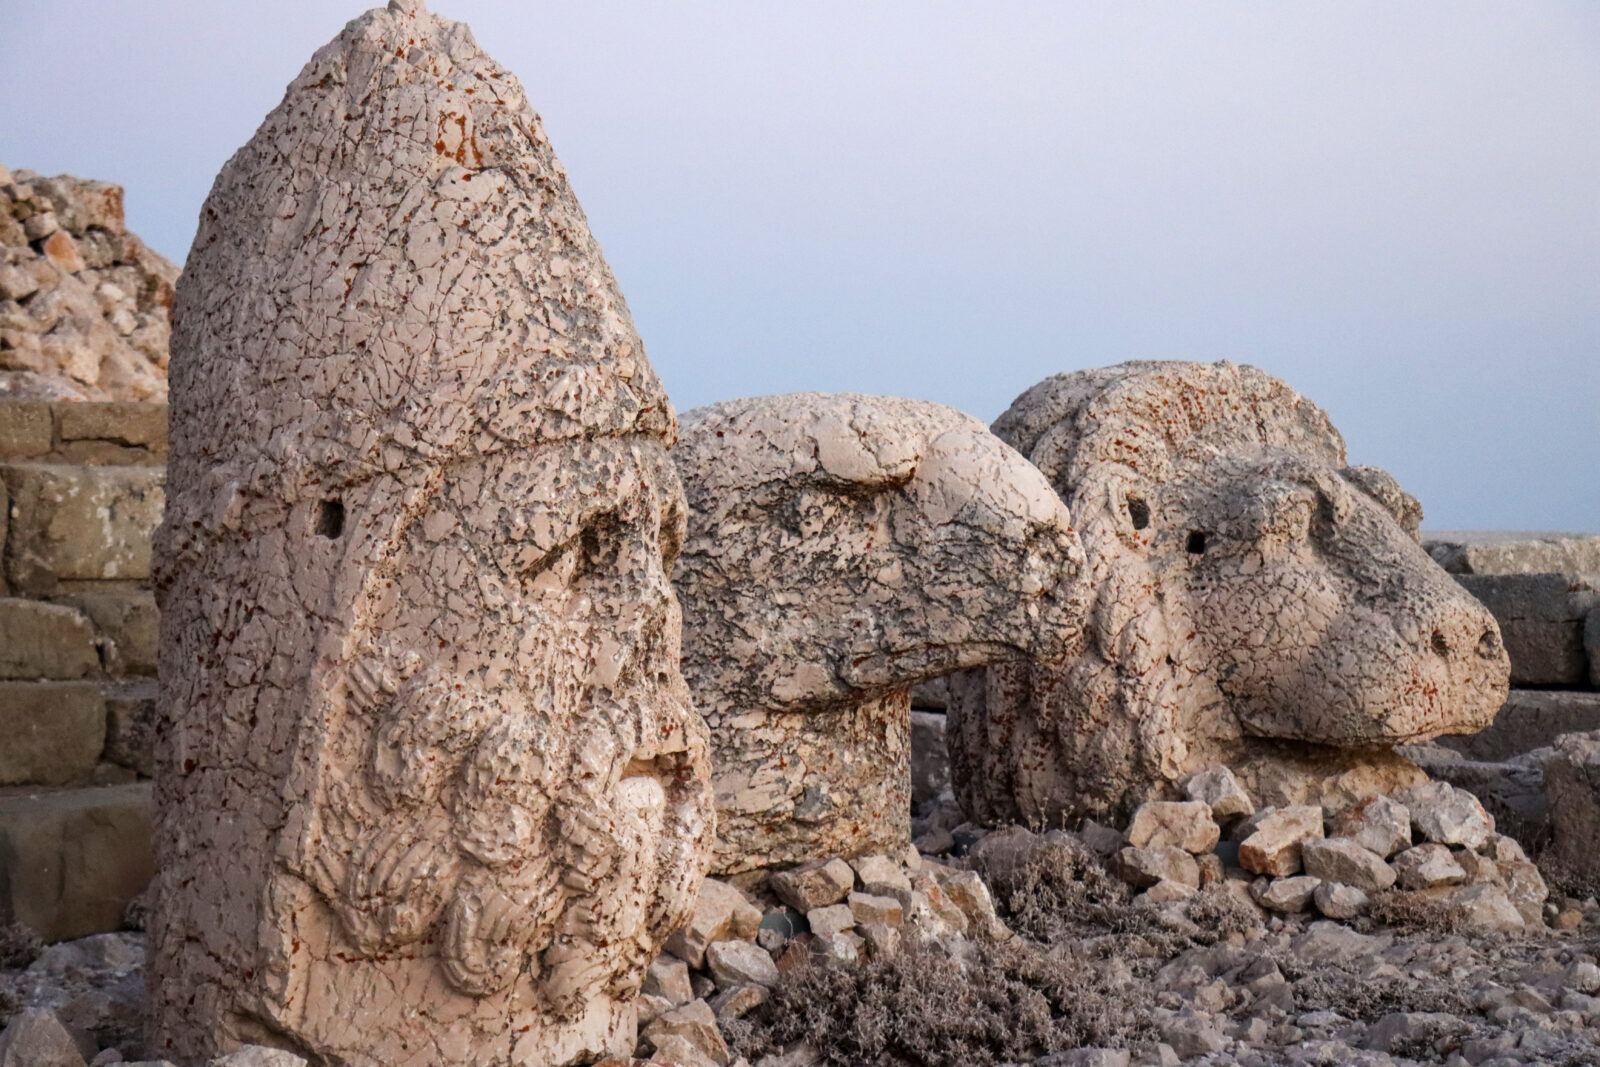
left=1476, top=629, right=1501, bottom=658
left=1430, top=630, right=1450, bottom=657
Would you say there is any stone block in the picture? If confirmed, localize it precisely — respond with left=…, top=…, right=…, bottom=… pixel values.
left=57, top=589, right=158, bottom=675
left=704, top=939, right=779, bottom=989
left=1426, top=531, right=1600, bottom=576
left=1454, top=573, right=1597, bottom=686
left=0, top=598, right=99, bottom=679
left=642, top=954, right=693, bottom=1006
left=1, top=463, right=163, bottom=593
left=805, top=903, right=854, bottom=938
left=0, top=400, right=52, bottom=458
left=1425, top=882, right=1525, bottom=932
left=0, top=783, right=154, bottom=942
left=103, top=681, right=156, bottom=776
left=1544, top=731, right=1600, bottom=885
left=55, top=401, right=167, bottom=454
left=1400, top=743, right=1547, bottom=846
left=0, top=681, right=105, bottom=785
left=1312, top=881, right=1368, bottom=919
left=1440, top=690, right=1600, bottom=762
left=0, top=1008, right=86, bottom=1067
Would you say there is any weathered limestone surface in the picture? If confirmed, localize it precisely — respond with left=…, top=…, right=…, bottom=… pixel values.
left=0, top=783, right=153, bottom=943
left=948, top=361, right=1510, bottom=828
left=674, top=392, right=1086, bottom=871
left=150, top=4, right=712, bottom=1065
left=0, top=167, right=175, bottom=401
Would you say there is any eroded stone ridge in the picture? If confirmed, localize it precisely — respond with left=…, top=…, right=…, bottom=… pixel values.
left=673, top=392, right=1087, bottom=871
left=948, top=361, right=1511, bottom=828
left=150, top=3, right=711, bottom=1064
left=0, top=164, right=175, bottom=401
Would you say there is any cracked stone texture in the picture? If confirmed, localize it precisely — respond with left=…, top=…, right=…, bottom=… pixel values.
left=0, top=166, right=176, bottom=402
left=148, top=3, right=713, bottom=1065
left=673, top=392, right=1087, bottom=871
left=948, top=361, right=1510, bottom=829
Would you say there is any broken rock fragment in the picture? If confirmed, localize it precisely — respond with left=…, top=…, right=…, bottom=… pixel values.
left=1392, top=844, right=1467, bottom=890
left=1328, top=794, right=1412, bottom=858
left=1185, top=764, right=1255, bottom=821
left=1126, top=800, right=1221, bottom=854
left=1253, top=875, right=1320, bottom=913
left=1300, top=837, right=1397, bottom=894
left=1238, top=805, right=1324, bottom=877
left=1398, top=781, right=1495, bottom=849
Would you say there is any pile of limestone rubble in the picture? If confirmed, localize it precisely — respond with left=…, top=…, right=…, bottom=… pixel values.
left=0, top=162, right=176, bottom=401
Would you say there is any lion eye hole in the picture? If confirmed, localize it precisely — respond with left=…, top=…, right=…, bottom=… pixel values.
left=1127, top=496, right=1150, bottom=530
left=1186, top=531, right=1208, bottom=555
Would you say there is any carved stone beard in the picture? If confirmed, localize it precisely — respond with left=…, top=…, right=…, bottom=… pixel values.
left=282, top=437, right=712, bottom=1021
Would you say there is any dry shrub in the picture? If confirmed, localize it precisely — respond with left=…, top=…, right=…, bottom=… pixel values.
left=973, top=838, right=1131, bottom=943
left=1364, top=889, right=1468, bottom=935
left=1181, top=884, right=1263, bottom=943
left=1290, top=970, right=1473, bottom=1022
left=730, top=937, right=1154, bottom=1067
left=1534, top=852, right=1600, bottom=905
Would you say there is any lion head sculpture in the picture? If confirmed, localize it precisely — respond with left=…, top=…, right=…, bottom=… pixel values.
left=947, top=361, right=1510, bottom=827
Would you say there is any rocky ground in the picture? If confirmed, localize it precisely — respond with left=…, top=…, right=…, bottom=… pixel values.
left=5, top=774, right=1599, bottom=1067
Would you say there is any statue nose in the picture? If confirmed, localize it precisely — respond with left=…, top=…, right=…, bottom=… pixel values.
left=1425, top=598, right=1504, bottom=665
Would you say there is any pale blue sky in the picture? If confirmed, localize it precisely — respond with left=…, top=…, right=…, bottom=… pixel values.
left=2, top=2, right=1595, bottom=530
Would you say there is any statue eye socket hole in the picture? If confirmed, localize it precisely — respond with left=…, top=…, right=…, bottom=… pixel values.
left=577, top=511, right=623, bottom=576
left=316, top=499, right=345, bottom=539
left=1126, top=496, right=1150, bottom=530
left=1186, top=531, right=1208, bottom=555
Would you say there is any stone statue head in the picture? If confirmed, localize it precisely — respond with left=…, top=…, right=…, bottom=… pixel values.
left=949, top=361, right=1510, bottom=827
left=150, top=3, right=711, bottom=1064
left=674, top=393, right=1086, bottom=870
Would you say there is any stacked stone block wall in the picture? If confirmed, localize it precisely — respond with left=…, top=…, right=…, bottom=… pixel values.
left=0, top=398, right=162, bottom=940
